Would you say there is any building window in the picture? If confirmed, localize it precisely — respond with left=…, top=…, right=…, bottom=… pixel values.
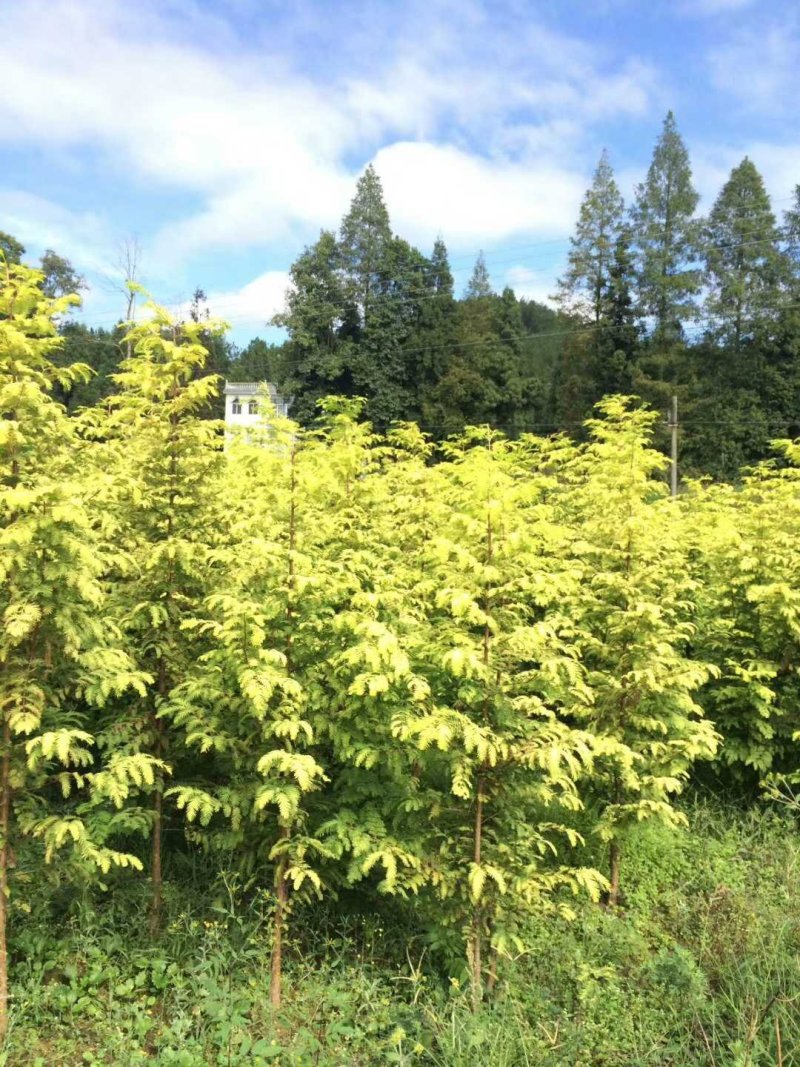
left=248, top=400, right=258, bottom=415
left=232, top=398, right=242, bottom=414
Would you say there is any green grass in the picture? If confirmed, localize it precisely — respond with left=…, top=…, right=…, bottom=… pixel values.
left=5, top=799, right=800, bottom=1066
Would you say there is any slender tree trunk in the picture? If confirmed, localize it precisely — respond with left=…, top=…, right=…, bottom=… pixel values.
left=149, top=662, right=167, bottom=937
left=471, top=489, right=494, bottom=1011
left=122, top=239, right=140, bottom=359
left=148, top=782, right=163, bottom=936
left=270, top=827, right=290, bottom=1009
left=471, top=775, right=484, bottom=1012
left=608, top=840, right=621, bottom=907
left=486, top=945, right=499, bottom=996
left=0, top=717, right=10, bottom=1042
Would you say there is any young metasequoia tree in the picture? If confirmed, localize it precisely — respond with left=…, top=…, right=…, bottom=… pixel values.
left=96, top=297, right=229, bottom=935
left=558, top=399, right=719, bottom=905
left=388, top=428, right=606, bottom=1004
left=308, top=406, right=434, bottom=907
left=168, top=400, right=431, bottom=1008
left=164, top=402, right=339, bottom=1009
left=0, top=262, right=161, bottom=1040
left=686, top=447, right=800, bottom=777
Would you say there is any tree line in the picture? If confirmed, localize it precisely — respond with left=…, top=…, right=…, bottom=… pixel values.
left=274, top=112, right=800, bottom=480
left=2, top=257, right=800, bottom=1037
left=4, top=111, right=800, bottom=481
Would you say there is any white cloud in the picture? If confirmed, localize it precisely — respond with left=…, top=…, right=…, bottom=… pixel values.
left=191, top=271, right=292, bottom=328
left=708, top=19, right=800, bottom=113
left=373, top=142, right=585, bottom=247
left=693, top=142, right=800, bottom=209
left=0, top=189, right=110, bottom=272
left=680, top=0, right=756, bottom=15
left=0, top=0, right=661, bottom=269
left=505, top=266, right=560, bottom=306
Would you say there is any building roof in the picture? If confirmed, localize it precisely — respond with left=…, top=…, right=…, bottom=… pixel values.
left=223, top=382, right=292, bottom=413
left=224, top=381, right=263, bottom=395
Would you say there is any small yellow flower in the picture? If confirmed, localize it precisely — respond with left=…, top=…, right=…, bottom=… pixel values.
left=389, top=1026, right=406, bottom=1046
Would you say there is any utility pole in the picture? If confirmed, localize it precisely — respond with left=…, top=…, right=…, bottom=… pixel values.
left=669, top=395, right=678, bottom=498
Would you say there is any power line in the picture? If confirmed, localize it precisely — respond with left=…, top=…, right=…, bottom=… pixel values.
left=78, top=197, right=800, bottom=329
left=70, top=296, right=800, bottom=371
left=438, top=191, right=800, bottom=272
left=231, top=298, right=800, bottom=370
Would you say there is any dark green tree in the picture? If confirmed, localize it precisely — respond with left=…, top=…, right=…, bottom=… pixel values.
left=404, top=239, right=458, bottom=433
left=555, top=150, right=625, bottom=331
left=704, top=158, right=788, bottom=354
left=276, top=169, right=437, bottom=431
left=517, top=298, right=563, bottom=433
left=683, top=160, right=791, bottom=479
left=631, top=112, right=701, bottom=346
left=426, top=281, right=533, bottom=436
left=52, top=324, right=121, bottom=411
left=629, top=113, right=700, bottom=427
left=0, top=232, right=25, bottom=265
left=596, top=225, right=640, bottom=397
left=40, top=249, right=85, bottom=299
left=229, top=337, right=288, bottom=384
left=783, top=185, right=800, bottom=264
left=464, top=252, right=493, bottom=300
left=553, top=151, right=627, bottom=423
left=348, top=235, right=431, bottom=429
left=273, top=230, right=347, bottom=424
left=339, top=163, right=393, bottom=327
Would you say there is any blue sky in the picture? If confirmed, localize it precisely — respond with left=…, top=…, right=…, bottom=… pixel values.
left=1, top=0, right=798, bottom=344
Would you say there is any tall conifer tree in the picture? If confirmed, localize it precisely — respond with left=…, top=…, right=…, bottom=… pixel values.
left=273, top=230, right=348, bottom=424
left=554, top=150, right=626, bottom=420
left=409, top=238, right=459, bottom=432
left=339, top=163, right=393, bottom=328
left=555, top=150, right=625, bottom=330
left=631, top=112, right=701, bottom=345
left=465, top=252, right=493, bottom=300
left=704, top=158, right=788, bottom=354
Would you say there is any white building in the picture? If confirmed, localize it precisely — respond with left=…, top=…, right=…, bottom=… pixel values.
left=223, top=381, right=290, bottom=431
